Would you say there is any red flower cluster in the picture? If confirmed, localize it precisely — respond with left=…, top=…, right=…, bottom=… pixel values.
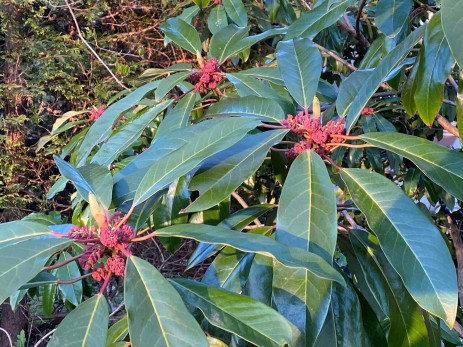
left=281, top=110, right=346, bottom=158
left=68, top=212, right=134, bottom=282
left=189, top=58, right=223, bottom=93
left=361, top=107, right=375, bottom=116
left=89, top=106, right=105, bottom=121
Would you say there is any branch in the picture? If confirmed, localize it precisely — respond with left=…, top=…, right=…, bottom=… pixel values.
left=64, top=0, right=130, bottom=91
left=314, top=43, right=357, bottom=71
left=43, top=253, right=83, bottom=271
left=355, top=0, right=368, bottom=44
left=436, top=115, right=459, bottom=137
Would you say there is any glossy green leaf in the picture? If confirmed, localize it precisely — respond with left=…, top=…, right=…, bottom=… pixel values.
left=206, top=96, right=286, bottom=122
left=171, top=278, right=293, bottom=347
left=91, top=100, right=173, bottom=165
left=106, top=316, right=128, bottom=345
left=185, top=130, right=287, bottom=212
left=209, top=25, right=249, bottom=63
left=19, top=272, right=57, bottom=290
left=193, top=0, right=210, bottom=9
left=375, top=0, right=413, bottom=37
left=156, top=92, right=197, bottom=138
left=125, top=256, right=208, bottom=347
left=156, top=224, right=345, bottom=284
left=43, top=280, right=56, bottom=316
left=56, top=252, right=82, bottom=306
left=0, top=237, right=71, bottom=304
left=155, top=72, right=192, bottom=101
left=336, top=70, right=373, bottom=117
left=361, top=132, right=463, bottom=201
left=208, top=5, right=228, bottom=34
left=359, top=35, right=394, bottom=69
left=414, top=12, right=455, bottom=126
left=239, top=67, right=284, bottom=85
left=273, top=151, right=337, bottom=346
left=160, top=18, right=202, bottom=57
left=442, top=0, right=463, bottom=68
left=340, top=169, right=458, bottom=326
left=276, top=38, right=322, bottom=109
left=76, top=81, right=159, bottom=166
left=133, top=117, right=259, bottom=206
left=285, top=0, right=350, bottom=40
left=344, top=25, right=425, bottom=130
left=48, top=295, right=109, bottom=347
left=77, top=164, right=113, bottom=208
left=458, top=72, right=463, bottom=146
left=402, top=53, right=421, bottom=116
left=222, top=0, right=247, bottom=27
left=0, top=221, right=51, bottom=248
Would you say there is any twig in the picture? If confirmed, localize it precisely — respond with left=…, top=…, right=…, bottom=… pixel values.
left=56, top=273, right=92, bottom=285
left=64, top=0, right=130, bottom=91
left=131, top=230, right=157, bottom=242
left=315, top=43, right=357, bottom=71
left=0, top=328, right=13, bottom=347
left=231, top=192, right=262, bottom=227
left=454, top=320, right=463, bottom=338
left=356, top=0, right=368, bottom=43
left=436, top=115, right=459, bottom=137
left=43, top=253, right=83, bottom=271
left=341, top=210, right=358, bottom=228
left=109, top=302, right=125, bottom=317
left=33, top=328, right=56, bottom=347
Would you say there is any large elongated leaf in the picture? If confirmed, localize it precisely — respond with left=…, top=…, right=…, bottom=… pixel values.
left=276, top=38, right=322, bottom=109
left=76, top=82, right=160, bottom=166
left=0, top=221, right=51, bottom=248
left=156, top=224, right=345, bottom=284
left=375, top=0, right=413, bottom=37
left=155, top=72, right=192, bottom=101
left=336, top=70, right=373, bottom=117
left=344, top=25, right=425, bottom=130
left=209, top=25, right=249, bottom=63
left=340, top=169, right=458, bottom=326
left=285, top=0, right=351, bottom=40
left=0, top=238, right=72, bottom=304
left=273, top=151, right=337, bottom=346
left=133, top=117, right=259, bottom=206
left=160, top=18, right=202, bottom=57
left=48, top=295, right=109, bottom=347
left=208, top=4, right=228, bottom=34
left=184, top=130, right=287, bottom=212
left=125, top=256, right=208, bottom=347
left=56, top=252, right=82, bottom=306
left=170, top=278, right=293, bottom=347
left=156, top=93, right=197, bottom=138
left=442, top=0, right=463, bottom=68
left=361, top=132, right=463, bottom=201
left=206, top=96, right=286, bottom=122
left=222, top=0, right=247, bottom=27
left=91, top=100, right=173, bottom=165
left=414, top=12, right=455, bottom=126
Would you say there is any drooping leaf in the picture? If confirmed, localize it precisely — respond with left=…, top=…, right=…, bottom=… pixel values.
left=344, top=25, right=425, bottom=130
left=360, top=132, right=463, bottom=201
left=402, top=52, right=421, bottom=116
left=442, top=0, right=463, bottom=68
left=125, top=256, right=208, bottom=347
left=160, top=18, right=202, bottom=57
left=0, top=221, right=52, bottom=248
left=48, top=295, right=109, bottom=347
left=133, top=117, right=259, bottom=206
left=184, top=130, right=287, bottom=212
left=285, top=0, right=351, bottom=40
left=222, top=0, right=247, bottom=27
left=340, top=169, right=458, bottom=326
left=91, top=100, right=173, bottom=165
left=414, top=12, right=455, bottom=126
left=273, top=151, right=337, bottom=346
left=0, top=238, right=72, bottom=304
left=76, top=81, right=160, bottom=166
left=375, top=0, right=413, bottom=37
left=276, top=38, right=322, bottom=109
left=156, top=224, right=345, bottom=284
left=56, top=252, right=83, bottom=306
left=156, top=92, right=197, bottom=138
left=170, top=278, right=293, bottom=347
left=155, top=72, right=192, bottom=101
left=205, top=96, right=286, bottom=122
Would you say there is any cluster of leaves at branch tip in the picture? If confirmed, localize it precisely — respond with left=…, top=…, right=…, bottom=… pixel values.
left=68, top=211, right=133, bottom=282
left=281, top=109, right=346, bottom=158
left=188, top=57, right=224, bottom=94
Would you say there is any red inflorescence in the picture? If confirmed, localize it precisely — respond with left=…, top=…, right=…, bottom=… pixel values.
left=69, top=211, right=134, bottom=282
left=361, top=107, right=375, bottom=116
left=281, top=110, right=346, bottom=157
left=188, top=58, right=224, bottom=94
left=89, top=106, right=105, bottom=121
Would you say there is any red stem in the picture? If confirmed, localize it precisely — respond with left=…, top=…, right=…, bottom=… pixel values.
left=131, top=231, right=157, bottom=243
left=99, top=272, right=112, bottom=295
left=43, top=253, right=83, bottom=271
left=56, top=273, right=92, bottom=285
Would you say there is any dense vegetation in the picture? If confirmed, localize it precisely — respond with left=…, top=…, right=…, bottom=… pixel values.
left=2, top=0, right=463, bottom=346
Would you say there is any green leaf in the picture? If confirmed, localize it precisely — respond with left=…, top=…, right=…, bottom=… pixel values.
left=344, top=25, right=426, bottom=130
left=170, top=278, right=293, bottom=347
left=0, top=221, right=52, bottom=248
left=206, top=96, right=286, bottom=122
left=442, top=0, right=463, bottom=68
left=48, top=295, right=109, bottom=347
left=273, top=151, right=337, bottom=346
left=125, top=256, right=208, bottom=347
left=106, top=316, right=128, bottom=345
left=340, top=168, right=458, bottom=326
left=160, top=18, right=202, bottom=57
left=414, top=12, right=455, bottom=126
left=193, top=0, right=211, bottom=9
left=276, top=38, right=322, bottom=109
left=208, top=5, right=228, bottom=34
left=77, top=164, right=113, bottom=208
left=76, top=82, right=160, bottom=166
left=156, top=93, right=197, bottom=138
left=285, top=0, right=351, bottom=40
left=56, top=252, right=82, bottom=306
left=184, top=130, right=287, bottom=212
left=375, top=0, right=413, bottom=37
left=155, top=72, right=192, bottom=101
left=156, top=224, right=345, bottom=285
left=222, top=0, right=247, bottom=27
left=133, top=117, right=259, bottom=206
left=458, top=72, right=463, bottom=146
left=91, top=100, right=173, bottom=166
left=239, top=67, right=284, bottom=85
left=336, top=70, right=373, bottom=117
left=209, top=25, right=250, bottom=63
left=0, top=238, right=72, bottom=304
left=360, top=132, right=463, bottom=201
left=43, top=281, right=56, bottom=316
left=402, top=53, right=421, bottom=116
left=19, top=272, right=57, bottom=290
